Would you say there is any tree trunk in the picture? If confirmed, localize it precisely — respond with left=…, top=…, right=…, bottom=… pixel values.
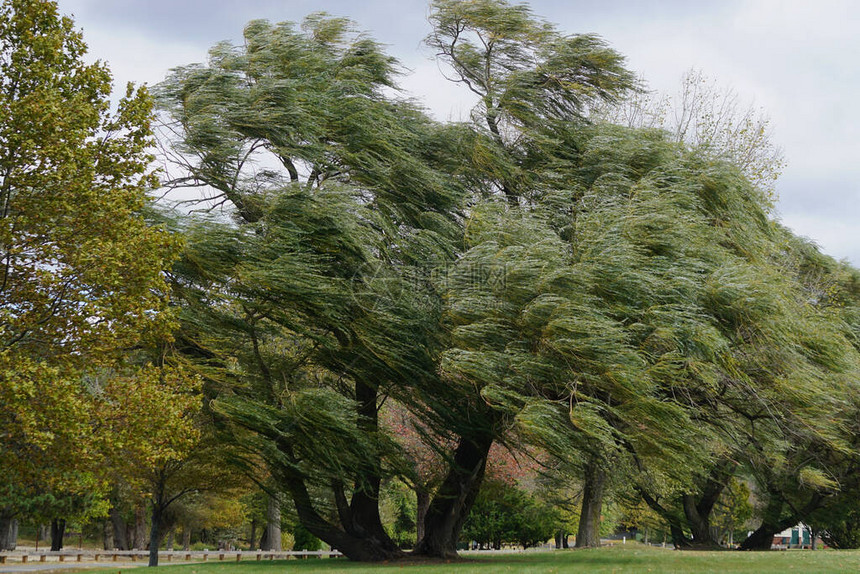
left=260, top=495, right=281, bottom=551
left=182, top=528, right=191, bottom=551
left=0, top=515, right=17, bottom=551
left=103, top=520, right=114, bottom=550
left=148, top=504, right=164, bottom=567
left=249, top=517, right=258, bottom=551
left=670, top=524, right=693, bottom=548
left=576, top=459, right=607, bottom=548
left=738, top=523, right=778, bottom=550
left=682, top=494, right=719, bottom=548
left=637, top=487, right=692, bottom=548
left=341, top=380, right=402, bottom=555
left=415, top=490, right=430, bottom=546
left=413, top=434, right=494, bottom=559
left=275, top=380, right=402, bottom=561
left=133, top=504, right=147, bottom=550
left=165, top=528, right=175, bottom=551
left=110, top=507, right=129, bottom=550
left=50, top=518, right=66, bottom=551
left=680, top=458, right=734, bottom=549
left=738, top=491, right=822, bottom=551
left=283, top=473, right=403, bottom=561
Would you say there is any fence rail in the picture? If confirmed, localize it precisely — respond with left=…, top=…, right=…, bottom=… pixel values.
left=0, top=549, right=343, bottom=564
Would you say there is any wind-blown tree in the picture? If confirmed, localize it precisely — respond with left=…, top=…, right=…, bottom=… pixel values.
left=155, top=0, right=858, bottom=561
left=727, top=233, right=860, bottom=551
left=624, top=218, right=860, bottom=550
left=438, top=106, right=860, bottom=552
left=426, top=0, right=635, bottom=207
left=412, top=0, right=639, bottom=558
left=156, top=14, right=467, bottom=561
left=0, top=0, right=179, bottom=548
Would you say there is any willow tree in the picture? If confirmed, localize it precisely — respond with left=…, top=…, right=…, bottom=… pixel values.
left=0, top=0, right=179, bottom=548
left=412, top=0, right=638, bottom=558
left=427, top=0, right=635, bottom=207
left=157, top=14, right=466, bottom=561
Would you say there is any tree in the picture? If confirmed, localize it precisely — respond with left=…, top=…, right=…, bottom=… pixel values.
left=599, top=68, right=785, bottom=200
left=413, top=0, right=636, bottom=558
left=0, top=0, right=178, bottom=549
left=461, top=479, right=558, bottom=550
left=426, top=0, right=634, bottom=206
left=153, top=0, right=860, bottom=562
left=156, top=13, right=464, bottom=561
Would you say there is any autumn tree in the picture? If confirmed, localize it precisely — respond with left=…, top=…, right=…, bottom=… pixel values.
left=0, top=0, right=180, bottom=549
left=599, top=68, right=785, bottom=200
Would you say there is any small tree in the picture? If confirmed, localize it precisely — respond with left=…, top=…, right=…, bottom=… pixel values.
left=599, top=68, right=785, bottom=200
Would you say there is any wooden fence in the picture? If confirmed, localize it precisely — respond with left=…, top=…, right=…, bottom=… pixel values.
left=0, top=549, right=343, bottom=564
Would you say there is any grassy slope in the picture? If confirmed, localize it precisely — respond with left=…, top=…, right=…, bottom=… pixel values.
left=121, top=545, right=860, bottom=574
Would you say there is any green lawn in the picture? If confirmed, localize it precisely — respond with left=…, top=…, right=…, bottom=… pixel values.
left=119, top=545, right=860, bottom=574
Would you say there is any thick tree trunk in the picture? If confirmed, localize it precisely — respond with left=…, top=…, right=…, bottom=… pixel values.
left=259, top=495, right=281, bottom=551
left=110, top=507, right=129, bottom=550
left=343, top=380, right=402, bottom=555
left=576, top=459, right=607, bottom=548
left=284, top=473, right=403, bottom=561
left=266, top=379, right=404, bottom=562
left=670, top=524, right=693, bottom=548
left=415, top=490, right=430, bottom=546
left=0, top=515, right=17, bottom=551
left=680, top=458, right=734, bottom=549
left=103, top=520, right=114, bottom=550
left=682, top=494, right=719, bottom=548
left=413, top=434, right=494, bottom=559
left=133, top=504, right=147, bottom=550
left=50, top=518, right=66, bottom=551
left=738, top=492, right=822, bottom=551
left=738, top=523, right=778, bottom=550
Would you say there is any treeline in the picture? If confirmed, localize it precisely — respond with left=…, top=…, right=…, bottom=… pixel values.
left=3, top=0, right=860, bottom=565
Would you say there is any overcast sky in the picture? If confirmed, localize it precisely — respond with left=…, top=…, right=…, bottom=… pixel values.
left=55, top=0, right=860, bottom=266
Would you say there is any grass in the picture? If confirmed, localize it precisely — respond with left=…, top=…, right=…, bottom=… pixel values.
left=88, top=544, right=860, bottom=574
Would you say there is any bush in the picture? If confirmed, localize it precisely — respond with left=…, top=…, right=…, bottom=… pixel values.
left=291, top=524, right=321, bottom=551
left=462, top=480, right=559, bottom=549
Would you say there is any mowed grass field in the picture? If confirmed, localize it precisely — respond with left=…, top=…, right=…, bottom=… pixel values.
left=107, top=545, right=860, bottom=574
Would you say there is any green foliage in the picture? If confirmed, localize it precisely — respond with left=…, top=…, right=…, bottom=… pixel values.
left=0, top=0, right=184, bottom=528
left=292, top=524, right=321, bottom=552
left=462, top=480, right=558, bottom=549
left=821, top=511, right=860, bottom=550
left=152, top=0, right=860, bottom=559
left=381, top=481, right=417, bottom=549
